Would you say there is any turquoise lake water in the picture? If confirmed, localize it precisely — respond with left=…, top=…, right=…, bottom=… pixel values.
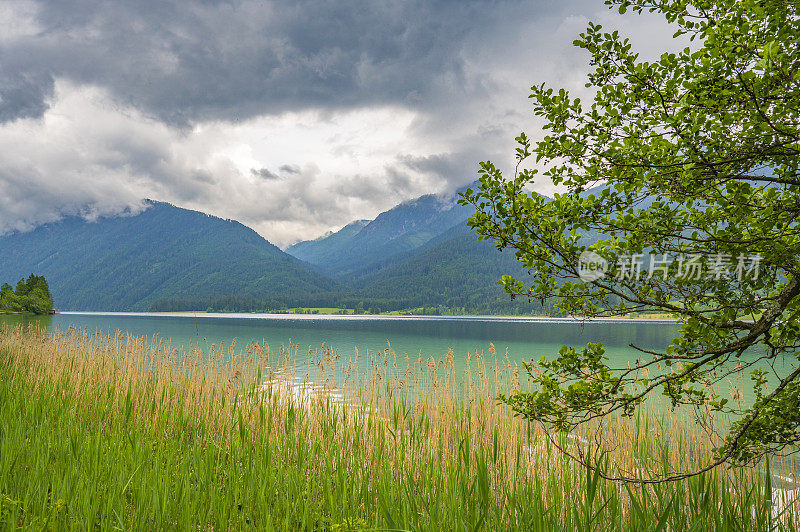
left=3, top=311, right=795, bottom=413
left=2, top=311, right=680, bottom=368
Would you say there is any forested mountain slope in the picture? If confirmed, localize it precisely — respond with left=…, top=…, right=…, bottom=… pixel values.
left=0, top=201, right=339, bottom=311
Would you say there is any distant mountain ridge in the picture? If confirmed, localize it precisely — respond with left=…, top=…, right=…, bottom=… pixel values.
left=283, top=181, right=546, bottom=314
left=0, top=200, right=339, bottom=311
left=285, top=219, right=370, bottom=268
left=0, top=185, right=552, bottom=314
left=286, top=187, right=475, bottom=278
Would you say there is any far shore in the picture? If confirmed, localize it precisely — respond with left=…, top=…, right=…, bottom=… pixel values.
left=55, top=310, right=679, bottom=323
left=0, top=310, right=58, bottom=316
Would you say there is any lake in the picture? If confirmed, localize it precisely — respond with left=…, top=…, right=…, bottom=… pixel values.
left=3, top=311, right=679, bottom=368
left=2, top=311, right=790, bottom=407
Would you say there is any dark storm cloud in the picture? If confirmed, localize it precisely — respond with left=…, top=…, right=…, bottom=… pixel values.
left=278, top=164, right=300, bottom=175
left=396, top=153, right=471, bottom=182
left=0, top=66, right=54, bottom=122
left=251, top=165, right=303, bottom=180
left=1, top=0, right=508, bottom=125
left=252, top=167, right=280, bottom=180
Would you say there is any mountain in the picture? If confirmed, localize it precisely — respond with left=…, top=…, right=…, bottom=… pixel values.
left=0, top=201, right=339, bottom=311
left=349, top=221, right=537, bottom=313
left=285, top=189, right=475, bottom=278
left=0, top=186, right=579, bottom=315
left=282, top=183, right=557, bottom=313
left=328, top=186, right=602, bottom=314
left=285, top=219, right=370, bottom=266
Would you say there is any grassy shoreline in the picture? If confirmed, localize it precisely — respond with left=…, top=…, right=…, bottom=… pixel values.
left=0, top=325, right=796, bottom=529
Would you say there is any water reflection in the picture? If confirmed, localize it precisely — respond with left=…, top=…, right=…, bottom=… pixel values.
left=2, top=313, right=680, bottom=367
left=0, top=313, right=53, bottom=329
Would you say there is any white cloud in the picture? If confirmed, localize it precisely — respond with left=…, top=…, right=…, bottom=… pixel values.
left=0, top=81, right=450, bottom=245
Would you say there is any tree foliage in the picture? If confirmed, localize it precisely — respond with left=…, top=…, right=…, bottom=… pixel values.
left=0, top=274, right=54, bottom=315
left=460, top=0, right=800, bottom=480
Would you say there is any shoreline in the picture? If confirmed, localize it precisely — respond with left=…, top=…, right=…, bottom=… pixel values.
left=57, top=310, right=679, bottom=324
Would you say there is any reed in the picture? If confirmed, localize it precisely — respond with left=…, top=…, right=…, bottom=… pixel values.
left=0, top=324, right=796, bottom=530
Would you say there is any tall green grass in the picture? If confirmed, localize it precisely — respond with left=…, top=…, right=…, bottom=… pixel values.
left=0, top=325, right=796, bottom=530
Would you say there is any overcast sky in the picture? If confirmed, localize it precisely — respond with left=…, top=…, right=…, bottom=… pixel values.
left=0, top=0, right=678, bottom=246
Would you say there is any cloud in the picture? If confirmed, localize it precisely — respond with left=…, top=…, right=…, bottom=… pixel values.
left=251, top=168, right=281, bottom=180
left=0, top=81, right=435, bottom=245
left=0, top=0, right=510, bottom=126
left=279, top=164, right=300, bottom=175
left=0, top=69, right=54, bottom=122
left=0, top=0, right=682, bottom=245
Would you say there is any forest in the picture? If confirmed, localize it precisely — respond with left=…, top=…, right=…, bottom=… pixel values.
left=0, top=274, right=54, bottom=315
